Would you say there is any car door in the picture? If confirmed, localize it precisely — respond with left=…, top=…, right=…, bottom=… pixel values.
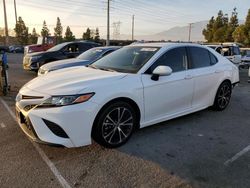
left=186, top=46, right=222, bottom=108
left=141, top=47, right=194, bottom=123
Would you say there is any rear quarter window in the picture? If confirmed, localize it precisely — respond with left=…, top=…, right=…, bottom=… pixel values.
left=209, top=51, right=218, bottom=65
left=188, top=47, right=211, bottom=69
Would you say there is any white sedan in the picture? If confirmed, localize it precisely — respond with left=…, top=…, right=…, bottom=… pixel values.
left=16, top=43, right=239, bottom=148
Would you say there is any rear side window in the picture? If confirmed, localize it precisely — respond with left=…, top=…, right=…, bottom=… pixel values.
left=79, top=43, right=92, bottom=52
left=147, top=47, right=187, bottom=73
left=188, top=47, right=211, bottom=69
left=209, top=51, right=218, bottom=65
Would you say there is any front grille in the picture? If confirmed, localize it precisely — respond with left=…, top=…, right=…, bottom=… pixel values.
left=16, top=110, right=38, bottom=139
left=22, top=95, right=43, bottom=100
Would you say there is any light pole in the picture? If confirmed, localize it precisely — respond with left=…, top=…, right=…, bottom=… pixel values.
left=106, top=0, right=110, bottom=46
left=3, top=0, right=9, bottom=45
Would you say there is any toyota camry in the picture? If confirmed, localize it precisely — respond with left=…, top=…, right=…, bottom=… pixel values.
left=16, top=43, right=239, bottom=148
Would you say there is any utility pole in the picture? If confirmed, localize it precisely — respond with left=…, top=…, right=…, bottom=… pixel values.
left=14, top=0, right=18, bottom=24
left=188, top=23, right=193, bottom=42
left=106, top=0, right=110, bottom=46
left=112, top=21, right=121, bottom=40
left=132, top=15, right=135, bottom=41
left=3, top=0, right=9, bottom=45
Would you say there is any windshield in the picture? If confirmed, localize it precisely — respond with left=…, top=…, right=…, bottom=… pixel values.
left=91, top=46, right=159, bottom=73
left=47, top=43, right=67, bottom=52
left=77, top=48, right=105, bottom=61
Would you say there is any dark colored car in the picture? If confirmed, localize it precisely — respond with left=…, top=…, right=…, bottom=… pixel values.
left=9, top=45, right=24, bottom=53
left=23, top=41, right=100, bottom=71
left=38, top=46, right=121, bottom=76
left=0, top=45, right=9, bottom=52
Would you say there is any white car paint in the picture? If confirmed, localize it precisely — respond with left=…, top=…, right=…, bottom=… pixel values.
left=16, top=43, right=239, bottom=147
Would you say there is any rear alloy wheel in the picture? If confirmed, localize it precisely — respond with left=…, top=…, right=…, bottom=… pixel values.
left=213, top=81, right=232, bottom=111
left=93, top=102, right=137, bottom=148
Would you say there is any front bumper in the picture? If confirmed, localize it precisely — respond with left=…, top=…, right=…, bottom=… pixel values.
left=16, top=99, right=100, bottom=148
left=23, top=57, right=39, bottom=71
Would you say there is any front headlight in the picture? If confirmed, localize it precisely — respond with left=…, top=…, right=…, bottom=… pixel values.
left=39, top=68, right=49, bottom=75
left=37, top=93, right=95, bottom=108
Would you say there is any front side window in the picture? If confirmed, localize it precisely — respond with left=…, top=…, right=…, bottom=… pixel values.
left=233, top=47, right=240, bottom=55
left=146, top=47, right=187, bottom=74
left=189, top=47, right=211, bottom=69
left=91, top=46, right=159, bottom=73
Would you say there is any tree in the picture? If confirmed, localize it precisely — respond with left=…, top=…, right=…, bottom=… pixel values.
left=41, top=20, right=50, bottom=43
left=64, top=26, right=75, bottom=42
left=233, top=25, right=246, bottom=43
left=212, top=10, right=228, bottom=42
left=244, top=9, right=250, bottom=45
left=29, top=28, right=38, bottom=44
left=94, top=28, right=100, bottom=42
left=226, top=8, right=239, bottom=42
left=82, top=28, right=92, bottom=40
left=203, top=16, right=215, bottom=42
left=54, top=17, right=63, bottom=44
left=14, top=16, right=29, bottom=45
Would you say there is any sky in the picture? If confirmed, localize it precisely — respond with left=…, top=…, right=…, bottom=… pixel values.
left=0, top=0, right=250, bottom=39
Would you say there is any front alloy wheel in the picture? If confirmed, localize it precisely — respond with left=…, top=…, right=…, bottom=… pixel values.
left=93, top=101, right=137, bottom=148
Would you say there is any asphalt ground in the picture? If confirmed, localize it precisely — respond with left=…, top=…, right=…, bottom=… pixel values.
left=0, top=53, right=249, bottom=188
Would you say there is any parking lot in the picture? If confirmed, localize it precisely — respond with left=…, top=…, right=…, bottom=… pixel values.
left=0, top=53, right=250, bottom=188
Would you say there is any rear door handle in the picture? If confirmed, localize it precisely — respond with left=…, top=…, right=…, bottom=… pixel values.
left=185, top=75, right=193, bottom=80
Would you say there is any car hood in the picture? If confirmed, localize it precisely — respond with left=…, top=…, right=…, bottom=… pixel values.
left=27, top=51, right=57, bottom=57
left=41, top=58, right=89, bottom=71
left=23, top=67, right=127, bottom=95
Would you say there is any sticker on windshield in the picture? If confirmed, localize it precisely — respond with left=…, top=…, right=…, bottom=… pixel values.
left=140, top=48, right=158, bottom=52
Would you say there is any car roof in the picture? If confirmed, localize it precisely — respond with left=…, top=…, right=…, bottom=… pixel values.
left=129, top=42, right=204, bottom=48
left=91, top=46, right=121, bottom=50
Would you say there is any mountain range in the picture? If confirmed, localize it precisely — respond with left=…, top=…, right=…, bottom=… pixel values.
left=119, top=20, right=244, bottom=42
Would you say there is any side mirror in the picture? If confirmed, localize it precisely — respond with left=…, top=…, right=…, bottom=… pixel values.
left=151, top=66, right=172, bottom=81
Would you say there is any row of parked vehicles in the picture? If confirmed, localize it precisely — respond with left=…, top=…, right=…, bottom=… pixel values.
left=16, top=40, right=240, bottom=148
left=22, top=41, right=248, bottom=76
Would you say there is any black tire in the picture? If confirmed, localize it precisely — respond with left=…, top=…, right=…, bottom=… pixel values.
left=213, top=81, right=232, bottom=111
left=92, top=101, right=137, bottom=148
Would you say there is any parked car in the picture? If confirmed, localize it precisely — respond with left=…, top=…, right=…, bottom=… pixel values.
left=206, top=43, right=241, bottom=64
left=9, top=45, right=24, bottom=53
left=16, top=43, right=239, bottom=148
left=38, top=46, right=121, bottom=76
left=0, top=45, right=9, bottom=52
left=240, top=48, right=250, bottom=69
left=23, top=41, right=100, bottom=71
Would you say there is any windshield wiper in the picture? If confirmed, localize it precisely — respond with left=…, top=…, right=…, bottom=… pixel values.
left=99, top=67, right=117, bottom=72
left=87, top=64, right=98, bottom=69
left=87, top=64, right=116, bottom=72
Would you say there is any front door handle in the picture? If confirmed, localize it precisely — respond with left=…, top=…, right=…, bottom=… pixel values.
left=185, top=75, right=193, bottom=80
